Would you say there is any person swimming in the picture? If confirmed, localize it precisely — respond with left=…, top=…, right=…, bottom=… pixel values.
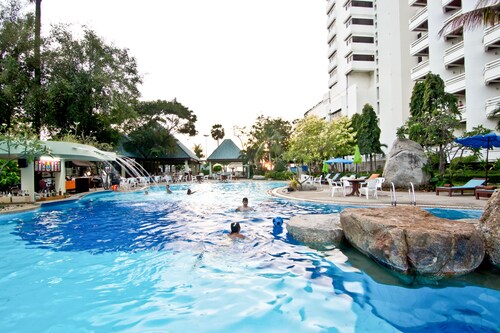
left=236, top=197, right=254, bottom=211
left=187, top=188, right=196, bottom=195
left=228, top=222, right=245, bottom=239
left=166, top=184, right=172, bottom=194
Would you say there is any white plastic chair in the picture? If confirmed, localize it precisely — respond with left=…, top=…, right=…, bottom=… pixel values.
left=313, top=175, right=323, bottom=187
left=341, top=179, right=352, bottom=196
left=360, top=179, right=378, bottom=199
left=376, top=177, right=385, bottom=192
left=327, top=178, right=343, bottom=197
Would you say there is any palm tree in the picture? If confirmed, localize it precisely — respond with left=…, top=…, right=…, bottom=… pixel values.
left=211, top=124, right=225, bottom=146
left=439, top=0, right=500, bottom=36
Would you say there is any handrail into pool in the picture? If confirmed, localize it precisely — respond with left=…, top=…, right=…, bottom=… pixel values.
left=390, top=182, right=397, bottom=206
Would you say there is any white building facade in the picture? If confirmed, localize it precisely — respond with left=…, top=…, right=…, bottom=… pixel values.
left=409, top=0, right=500, bottom=132
left=308, top=0, right=500, bottom=150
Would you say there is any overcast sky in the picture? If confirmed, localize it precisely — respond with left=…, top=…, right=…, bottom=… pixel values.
left=40, top=0, right=328, bottom=156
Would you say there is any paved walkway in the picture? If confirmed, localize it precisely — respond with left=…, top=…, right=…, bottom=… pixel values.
left=271, top=184, right=488, bottom=210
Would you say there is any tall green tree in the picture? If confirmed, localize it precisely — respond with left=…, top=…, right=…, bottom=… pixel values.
left=29, top=0, right=42, bottom=134
left=398, top=73, right=460, bottom=177
left=244, top=116, right=292, bottom=171
left=211, top=124, right=225, bottom=146
left=285, top=115, right=327, bottom=166
left=0, top=1, right=35, bottom=128
left=124, top=99, right=197, bottom=158
left=43, top=25, right=142, bottom=145
left=356, top=104, right=383, bottom=171
left=323, top=116, right=356, bottom=159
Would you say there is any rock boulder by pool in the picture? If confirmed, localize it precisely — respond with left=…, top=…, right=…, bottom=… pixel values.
left=340, top=207, right=485, bottom=277
left=287, top=214, right=344, bottom=248
left=383, top=138, right=430, bottom=188
left=479, top=191, right=500, bottom=267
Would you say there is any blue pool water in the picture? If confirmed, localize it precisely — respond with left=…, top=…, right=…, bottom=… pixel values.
left=0, top=181, right=498, bottom=333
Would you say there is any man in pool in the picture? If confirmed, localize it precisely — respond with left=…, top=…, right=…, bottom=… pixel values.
left=236, top=197, right=254, bottom=211
left=166, top=184, right=172, bottom=194
left=228, top=222, right=245, bottom=239
left=187, top=188, right=196, bottom=195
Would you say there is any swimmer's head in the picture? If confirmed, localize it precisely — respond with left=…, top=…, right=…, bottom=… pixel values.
left=230, top=222, right=241, bottom=233
left=242, top=197, right=248, bottom=206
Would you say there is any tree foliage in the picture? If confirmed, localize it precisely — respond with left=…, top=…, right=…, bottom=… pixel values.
left=243, top=115, right=292, bottom=171
left=399, top=73, right=461, bottom=177
left=439, top=0, right=500, bottom=36
left=192, top=143, right=203, bottom=159
left=44, top=25, right=142, bottom=145
left=285, top=115, right=355, bottom=166
left=211, top=124, right=225, bottom=146
left=0, top=2, right=36, bottom=128
left=0, top=122, right=49, bottom=173
left=123, top=99, right=197, bottom=158
left=355, top=104, right=383, bottom=171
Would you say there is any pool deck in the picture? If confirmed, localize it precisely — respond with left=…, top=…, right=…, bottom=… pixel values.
left=270, top=184, right=488, bottom=210
left=0, top=179, right=488, bottom=215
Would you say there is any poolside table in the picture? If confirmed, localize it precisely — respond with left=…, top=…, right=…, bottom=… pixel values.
left=346, top=179, right=366, bottom=196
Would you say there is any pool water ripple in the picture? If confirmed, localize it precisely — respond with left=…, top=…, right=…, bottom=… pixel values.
left=0, top=181, right=498, bottom=332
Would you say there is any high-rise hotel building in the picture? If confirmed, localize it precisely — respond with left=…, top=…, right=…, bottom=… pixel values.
left=307, top=0, right=499, bottom=149
left=409, top=0, right=499, bottom=132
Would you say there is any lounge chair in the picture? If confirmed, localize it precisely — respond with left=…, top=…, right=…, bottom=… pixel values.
left=435, top=178, right=485, bottom=196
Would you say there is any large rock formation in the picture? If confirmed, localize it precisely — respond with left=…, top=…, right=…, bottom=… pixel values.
left=287, top=214, right=344, bottom=248
left=479, top=191, right=500, bottom=267
left=340, top=207, right=485, bottom=276
left=383, top=138, right=430, bottom=188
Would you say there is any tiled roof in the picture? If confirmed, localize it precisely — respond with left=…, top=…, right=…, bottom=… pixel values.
left=207, top=139, right=242, bottom=162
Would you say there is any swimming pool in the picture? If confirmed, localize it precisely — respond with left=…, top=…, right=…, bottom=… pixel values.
left=0, top=181, right=498, bottom=332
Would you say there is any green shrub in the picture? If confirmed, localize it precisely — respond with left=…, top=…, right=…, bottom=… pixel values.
left=265, top=170, right=294, bottom=180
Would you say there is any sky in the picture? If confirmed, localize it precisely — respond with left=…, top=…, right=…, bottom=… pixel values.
left=40, top=0, right=328, bottom=156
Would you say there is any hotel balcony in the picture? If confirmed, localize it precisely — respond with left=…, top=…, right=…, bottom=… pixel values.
left=327, top=27, right=337, bottom=46
left=484, top=58, right=500, bottom=85
left=345, top=53, right=375, bottom=74
left=445, top=73, right=466, bottom=94
left=441, top=9, right=463, bottom=40
left=345, top=5, right=374, bottom=18
left=410, top=33, right=429, bottom=56
left=327, top=43, right=338, bottom=59
left=327, top=11, right=336, bottom=29
left=408, top=0, right=426, bottom=7
left=485, top=96, right=500, bottom=118
left=326, top=0, right=336, bottom=15
left=409, top=7, right=428, bottom=32
left=444, top=41, right=464, bottom=68
left=328, top=72, right=338, bottom=89
left=442, top=0, right=461, bottom=13
left=328, top=58, right=338, bottom=73
left=345, top=23, right=375, bottom=38
left=458, top=104, right=466, bottom=123
left=411, top=59, right=430, bottom=81
left=484, top=24, right=500, bottom=51
left=345, top=41, right=375, bottom=57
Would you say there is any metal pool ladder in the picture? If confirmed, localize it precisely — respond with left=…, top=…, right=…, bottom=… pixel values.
left=408, top=182, right=416, bottom=206
left=390, top=182, right=397, bottom=206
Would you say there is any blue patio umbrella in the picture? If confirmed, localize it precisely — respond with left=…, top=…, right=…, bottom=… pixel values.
left=325, top=157, right=353, bottom=165
left=454, top=133, right=500, bottom=185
